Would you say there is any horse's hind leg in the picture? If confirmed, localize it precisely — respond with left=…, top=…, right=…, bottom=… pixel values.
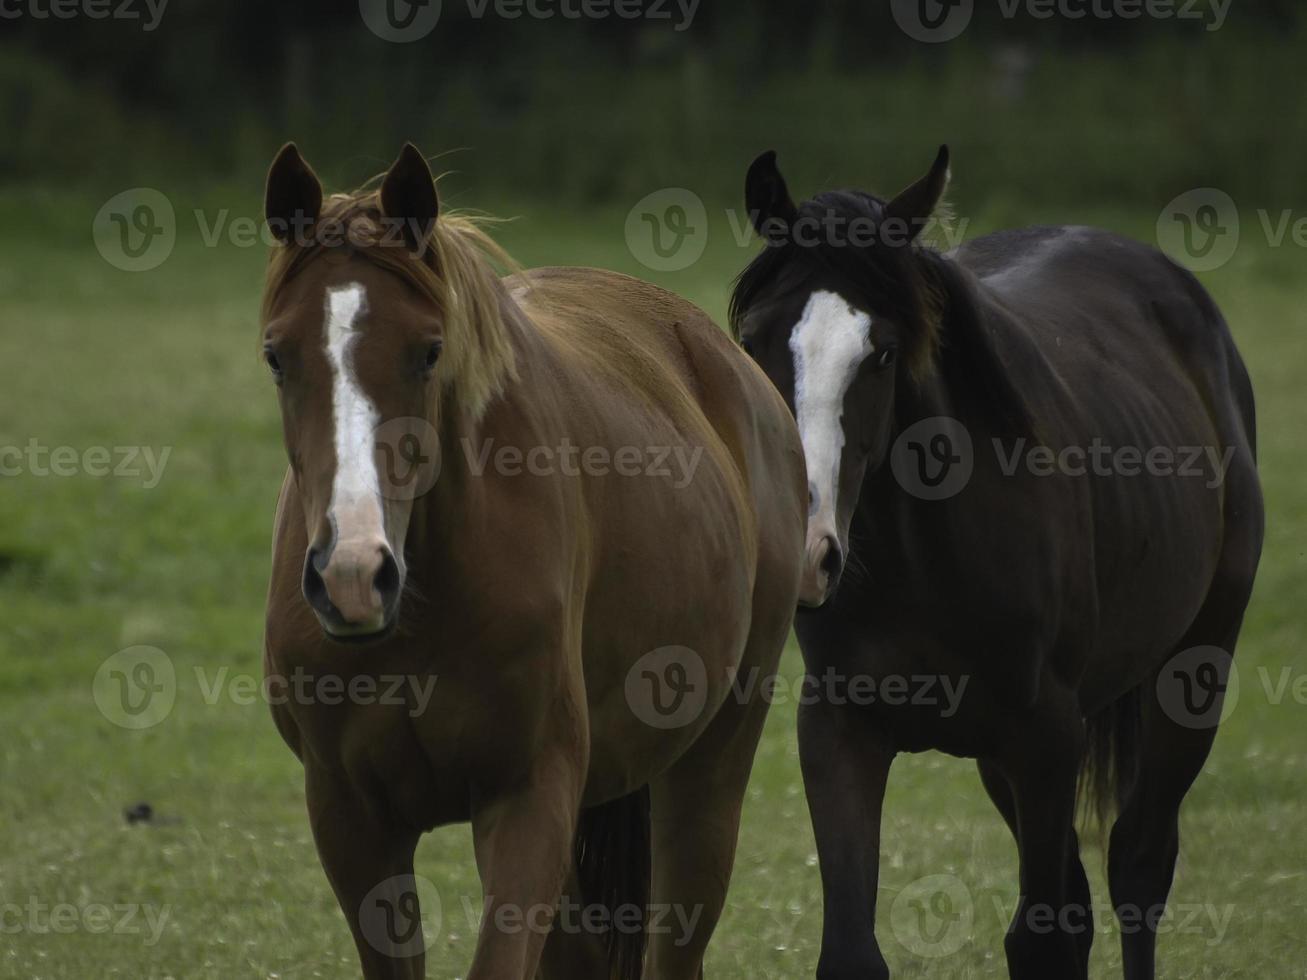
left=991, top=684, right=1089, bottom=980
left=643, top=677, right=773, bottom=980
left=642, top=599, right=793, bottom=980
left=305, top=766, right=425, bottom=980
left=536, top=869, right=610, bottom=980
left=1108, top=606, right=1253, bottom=979
left=1106, top=698, right=1217, bottom=980
left=1108, top=466, right=1259, bottom=980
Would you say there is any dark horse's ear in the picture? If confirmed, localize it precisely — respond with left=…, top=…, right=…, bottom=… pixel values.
left=745, top=150, right=799, bottom=238
left=380, top=143, right=440, bottom=252
left=883, top=144, right=951, bottom=244
left=264, top=142, right=323, bottom=245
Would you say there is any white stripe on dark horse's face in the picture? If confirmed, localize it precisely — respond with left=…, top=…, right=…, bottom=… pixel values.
left=789, top=289, right=874, bottom=539
left=324, top=283, right=385, bottom=546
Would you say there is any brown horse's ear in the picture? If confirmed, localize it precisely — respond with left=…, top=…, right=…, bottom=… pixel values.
left=380, top=143, right=439, bottom=252
left=883, top=144, right=950, bottom=244
left=745, top=150, right=799, bottom=238
left=265, top=142, right=323, bottom=245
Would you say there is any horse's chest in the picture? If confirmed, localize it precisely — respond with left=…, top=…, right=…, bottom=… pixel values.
left=795, top=610, right=1051, bottom=758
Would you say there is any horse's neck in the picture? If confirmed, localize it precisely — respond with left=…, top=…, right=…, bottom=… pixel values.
left=856, top=298, right=1024, bottom=566
left=406, top=299, right=542, bottom=559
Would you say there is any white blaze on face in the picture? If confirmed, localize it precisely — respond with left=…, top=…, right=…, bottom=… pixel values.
left=789, top=290, right=874, bottom=538
left=324, top=284, right=384, bottom=540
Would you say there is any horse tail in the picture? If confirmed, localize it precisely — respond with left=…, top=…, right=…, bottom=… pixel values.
left=574, top=785, right=651, bottom=980
left=1078, top=684, right=1143, bottom=839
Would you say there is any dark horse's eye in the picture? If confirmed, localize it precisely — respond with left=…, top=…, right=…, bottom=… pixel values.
left=264, top=348, right=283, bottom=380
left=875, top=347, right=898, bottom=370
left=424, top=341, right=443, bottom=372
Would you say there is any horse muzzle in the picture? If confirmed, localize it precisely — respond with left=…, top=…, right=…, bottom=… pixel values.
left=798, top=531, right=844, bottom=608
left=302, top=537, right=402, bottom=640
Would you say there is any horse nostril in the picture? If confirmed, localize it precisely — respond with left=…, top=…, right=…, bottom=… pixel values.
left=302, top=547, right=332, bottom=617
left=374, top=549, right=401, bottom=607
left=820, top=538, right=844, bottom=578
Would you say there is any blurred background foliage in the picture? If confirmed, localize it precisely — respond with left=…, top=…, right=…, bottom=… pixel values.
left=2, top=0, right=1304, bottom=209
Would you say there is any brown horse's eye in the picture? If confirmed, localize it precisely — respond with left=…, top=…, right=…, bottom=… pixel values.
left=875, top=346, right=897, bottom=370
left=424, top=341, right=443, bottom=372
left=264, top=348, right=284, bottom=381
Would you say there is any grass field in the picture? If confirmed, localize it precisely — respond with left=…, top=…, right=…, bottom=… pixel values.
left=1, top=183, right=1305, bottom=979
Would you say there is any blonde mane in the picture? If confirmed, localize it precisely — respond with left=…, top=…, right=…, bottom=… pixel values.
left=261, top=187, right=520, bottom=419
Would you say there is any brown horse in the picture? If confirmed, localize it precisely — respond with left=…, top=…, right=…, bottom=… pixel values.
left=259, top=142, right=806, bottom=980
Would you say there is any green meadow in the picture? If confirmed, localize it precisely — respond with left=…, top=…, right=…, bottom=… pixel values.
left=1, top=184, right=1305, bottom=978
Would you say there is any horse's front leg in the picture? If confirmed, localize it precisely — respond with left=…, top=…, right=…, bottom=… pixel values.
left=996, top=696, right=1087, bottom=980
left=468, top=744, right=586, bottom=980
left=799, top=696, right=896, bottom=980
left=305, top=765, right=426, bottom=980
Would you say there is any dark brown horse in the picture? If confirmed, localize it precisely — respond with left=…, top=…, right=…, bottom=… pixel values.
left=259, top=142, right=807, bottom=979
left=731, top=146, right=1263, bottom=980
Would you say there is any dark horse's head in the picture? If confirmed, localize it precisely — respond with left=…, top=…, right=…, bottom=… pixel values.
left=730, top=147, right=953, bottom=607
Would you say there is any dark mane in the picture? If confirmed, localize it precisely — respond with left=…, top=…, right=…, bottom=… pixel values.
left=729, top=189, right=941, bottom=379
left=914, top=249, right=1035, bottom=438
left=729, top=189, right=1032, bottom=437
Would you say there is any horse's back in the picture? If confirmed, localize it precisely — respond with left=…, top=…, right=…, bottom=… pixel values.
left=515, top=266, right=807, bottom=545
left=957, top=225, right=1254, bottom=441
left=956, top=226, right=1262, bottom=699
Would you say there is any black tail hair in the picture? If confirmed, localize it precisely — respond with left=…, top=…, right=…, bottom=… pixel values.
left=574, top=785, right=652, bottom=980
left=1079, top=686, right=1143, bottom=836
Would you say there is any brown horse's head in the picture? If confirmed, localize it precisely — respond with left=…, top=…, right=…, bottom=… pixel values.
left=260, top=143, right=516, bottom=640
left=730, top=147, right=951, bottom=607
